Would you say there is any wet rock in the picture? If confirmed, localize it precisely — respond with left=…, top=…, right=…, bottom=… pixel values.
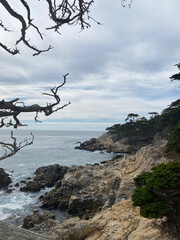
left=21, top=164, right=68, bottom=192
left=0, top=168, right=11, bottom=188
left=20, top=181, right=41, bottom=192
left=4, top=188, right=13, bottom=193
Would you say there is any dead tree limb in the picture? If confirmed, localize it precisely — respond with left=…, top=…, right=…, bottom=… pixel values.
left=0, top=131, right=34, bottom=161
left=0, top=73, right=71, bottom=128
left=0, top=0, right=94, bottom=55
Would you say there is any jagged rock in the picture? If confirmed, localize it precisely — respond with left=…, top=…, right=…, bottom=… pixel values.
left=41, top=138, right=171, bottom=220
left=22, top=210, right=55, bottom=230
left=0, top=168, right=11, bottom=188
left=34, top=164, right=68, bottom=188
left=42, top=163, right=121, bottom=217
left=20, top=164, right=68, bottom=192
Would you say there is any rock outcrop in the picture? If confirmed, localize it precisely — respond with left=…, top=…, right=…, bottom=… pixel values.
left=22, top=210, right=55, bottom=229
left=75, top=132, right=153, bottom=153
left=20, top=164, right=68, bottom=192
left=26, top=200, right=177, bottom=240
left=20, top=137, right=179, bottom=240
left=42, top=137, right=172, bottom=219
left=0, top=168, right=11, bottom=188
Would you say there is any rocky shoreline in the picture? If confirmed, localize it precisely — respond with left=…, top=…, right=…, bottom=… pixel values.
left=21, top=136, right=179, bottom=239
left=0, top=135, right=179, bottom=239
left=75, top=131, right=154, bottom=153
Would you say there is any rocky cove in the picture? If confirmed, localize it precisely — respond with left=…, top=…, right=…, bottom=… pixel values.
left=1, top=131, right=179, bottom=240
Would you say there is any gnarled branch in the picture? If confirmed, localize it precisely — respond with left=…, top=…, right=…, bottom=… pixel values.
left=0, top=131, right=34, bottom=161
left=0, top=0, right=94, bottom=55
left=0, top=73, right=70, bottom=128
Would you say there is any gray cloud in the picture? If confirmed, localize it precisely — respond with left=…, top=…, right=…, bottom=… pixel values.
left=0, top=0, right=179, bottom=130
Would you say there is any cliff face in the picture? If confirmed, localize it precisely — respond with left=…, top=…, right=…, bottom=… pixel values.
left=23, top=137, right=179, bottom=240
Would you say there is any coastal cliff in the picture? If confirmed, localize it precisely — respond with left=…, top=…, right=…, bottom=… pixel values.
left=22, top=136, right=179, bottom=240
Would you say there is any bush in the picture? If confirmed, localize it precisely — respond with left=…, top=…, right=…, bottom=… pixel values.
left=140, top=201, right=171, bottom=218
left=132, top=162, right=180, bottom=219
left=132, top=186, right=155, bottom=206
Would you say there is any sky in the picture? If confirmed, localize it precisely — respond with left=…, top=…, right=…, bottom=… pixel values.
left=0, top=0, right=180, bottom=131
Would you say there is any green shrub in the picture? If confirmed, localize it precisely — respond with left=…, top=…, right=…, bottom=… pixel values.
left=133, top=172, right=152, bottom=186
left=166, top=126, right=180, bottom=158
left=140, top=201, right=171, bottom=218
left=146, top=162, right=180, bottom=190
left=132, top=186, right=155, bottom=206
left=132, top=162, right=180, bottom=219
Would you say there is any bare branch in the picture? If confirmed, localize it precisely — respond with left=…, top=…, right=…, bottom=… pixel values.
left=121, top=0, right=133, bottom=8
left=0, top=0, right=95, bottom=55
left=0, top=74, right=70, bottom=128
left=0, top=131, right=34, bottom=161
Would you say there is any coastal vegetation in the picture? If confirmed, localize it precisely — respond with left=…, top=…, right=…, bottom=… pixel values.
left=132, top=161, right=180, bottom=232
left=106, top=98, right=180, bottom=157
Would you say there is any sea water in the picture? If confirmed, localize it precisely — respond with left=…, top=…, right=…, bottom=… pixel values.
left=0, top=129, right=115, bottom=225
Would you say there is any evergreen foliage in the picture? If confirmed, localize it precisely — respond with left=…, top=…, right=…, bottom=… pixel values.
left=140, top=201, right=171, bottom=218
left=106, top=99, right=180, bottom=158
left=166, top=126, right=180, bottom=158
left=132, top=162, right=180, bottom=219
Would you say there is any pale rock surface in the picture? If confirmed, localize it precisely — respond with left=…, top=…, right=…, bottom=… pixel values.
left=42, top=200, right=176, bottom=240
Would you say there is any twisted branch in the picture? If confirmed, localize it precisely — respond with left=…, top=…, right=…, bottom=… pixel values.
left=0, top=74, right=70, bottom=128
left=0, top=131, right=34, bottom=161
left=0, top=0, right=95, bottom=55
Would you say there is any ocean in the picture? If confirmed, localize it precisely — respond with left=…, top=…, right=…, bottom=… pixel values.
left=0, top=129, right=115, bottom=226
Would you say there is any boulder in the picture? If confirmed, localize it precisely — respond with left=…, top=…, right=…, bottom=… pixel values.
left=22, top=210, right=55, bottom=230
left=20, top=181, right=41, bottom=192
left=34, top=164, right=68, bottom=188
left=0, top=168, right=11, bottom=188
left=21, top=164, right=68, bottom=192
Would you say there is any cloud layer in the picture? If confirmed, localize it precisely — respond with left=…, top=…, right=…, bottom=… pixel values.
left=0, top=0, right=179, bottom=131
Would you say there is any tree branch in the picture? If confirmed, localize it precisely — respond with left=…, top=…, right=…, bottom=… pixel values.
left=0, top=0, right=95, bottom=55
left=0, top=131, right=34, bottom=161
left=0, top=74, right=70, bottom=128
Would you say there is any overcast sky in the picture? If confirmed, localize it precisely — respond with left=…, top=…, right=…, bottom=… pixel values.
left=0, top=0, right=180, bottom=131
